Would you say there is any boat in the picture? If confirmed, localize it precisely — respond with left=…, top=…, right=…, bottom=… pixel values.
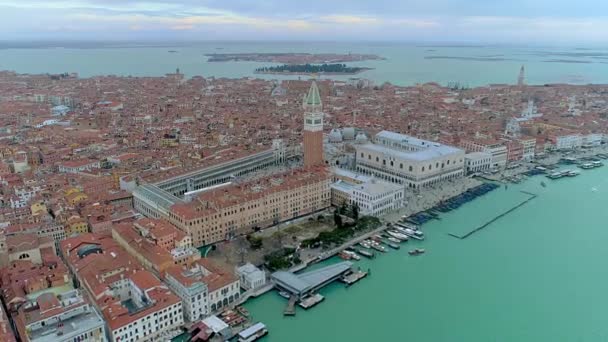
left=371, top=235, right=383, bottom=243
left=387, top=230, right=409, bottom=241
left=299, top=294, right=325, bottom=309
left=343, top=250, right=360, bottom=260
left=387, top=237, right=401, bottom=244
left=338, top=251, right=352, bottom=260
left=593, top=161, right=604, bottom=167
left=387, top=242, right=401, bottom=250
left=278, top=291, right=291, bottom=299
left=370, top=243, right=387, bottom=253
left=408, top=248, right=426, bottom=256
left=540, top=181, right=546, bottom=187
left=359, top=241, right=371, bottom=249
left=238, top=322, right=268, bottom=342
left=547, top=171, right=566, bottom=179
left=580, top=163, right=595, bottom=169
left=566, top=170, right=580, bottom=177
left=357, top=249, right=375, bottom=258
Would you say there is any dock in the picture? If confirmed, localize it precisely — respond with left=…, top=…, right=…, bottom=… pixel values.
left=283, top=295, right=297, bottom=316
left=340, top=270, right=368, bottom=286
left=272, top=261, right=354, bottom=300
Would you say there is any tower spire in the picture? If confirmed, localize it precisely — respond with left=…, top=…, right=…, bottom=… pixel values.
left=303, top=80, right=322, bottom=111
left=517, top=65, right=525, bottom=86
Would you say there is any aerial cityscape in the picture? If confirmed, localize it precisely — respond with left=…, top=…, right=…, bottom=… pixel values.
left=2, top=1, right=608, bottom=342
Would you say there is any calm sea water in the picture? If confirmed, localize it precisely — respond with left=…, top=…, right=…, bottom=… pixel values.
left=245, top=167, right=608, bottom=341
left=1, top=42, right=608, bottom=86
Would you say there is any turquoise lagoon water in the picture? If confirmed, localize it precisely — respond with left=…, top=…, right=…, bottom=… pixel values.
left=245, top=167, right=608, bottom=341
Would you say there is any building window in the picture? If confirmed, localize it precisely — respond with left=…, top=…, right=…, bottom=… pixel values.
left=409, top=166, right=413, bottom=172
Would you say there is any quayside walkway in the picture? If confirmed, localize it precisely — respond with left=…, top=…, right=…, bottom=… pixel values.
left=448, top=191, right=538, bottom=239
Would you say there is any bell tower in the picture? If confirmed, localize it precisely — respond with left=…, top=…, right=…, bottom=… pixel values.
left=303, top=81, right=324, bottom=168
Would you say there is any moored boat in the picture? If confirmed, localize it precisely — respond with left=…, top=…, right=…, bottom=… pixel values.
left=343, top=250, right=360, bottom=260
left=408, top=248, right=426, bottom=256
left=387, top=242, right=400, bottom=250
left=387, top=237, right=401, bottom=244
left=357, top=249, right=375, bottom=258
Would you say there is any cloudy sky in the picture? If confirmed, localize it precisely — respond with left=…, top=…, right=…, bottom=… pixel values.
left=1, top=0, right=608, bottom=43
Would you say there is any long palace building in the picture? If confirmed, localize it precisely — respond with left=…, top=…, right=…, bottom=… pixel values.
left=355, top=131, right=465, bottom=189
left=133, top=82, right=331, bottom=247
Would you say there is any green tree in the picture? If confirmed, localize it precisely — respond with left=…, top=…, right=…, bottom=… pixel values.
left=351, top=203, right=360, bottom=221
left=334, top=211, right=343, bottom=229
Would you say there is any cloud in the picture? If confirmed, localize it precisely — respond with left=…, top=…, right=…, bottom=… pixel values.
left=0, top=0, right=608, bottom=43
left=320, top=15, right=380, bottom=25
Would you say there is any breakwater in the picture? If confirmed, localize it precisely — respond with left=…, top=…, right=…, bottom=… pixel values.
left=448, top=191, right=538, bottom=239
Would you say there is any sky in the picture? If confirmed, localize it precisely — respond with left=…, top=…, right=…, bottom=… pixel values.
left=1, top=0, right=608, bottom=44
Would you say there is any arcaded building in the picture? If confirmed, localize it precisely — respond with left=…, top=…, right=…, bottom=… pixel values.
left=355, top=131, right=465, bottom=189
left=167, top=166, right=331, bottom=246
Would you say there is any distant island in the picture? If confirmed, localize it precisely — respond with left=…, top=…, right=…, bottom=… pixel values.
left=206, top=52, right=384, bottom=64
left=255, top=63, right=372, bottom=75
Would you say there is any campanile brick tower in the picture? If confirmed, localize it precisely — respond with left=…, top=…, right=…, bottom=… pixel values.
left=303, top=81, right=324, bottom=168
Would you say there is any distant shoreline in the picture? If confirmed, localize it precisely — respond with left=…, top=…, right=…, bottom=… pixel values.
left=254, top=68, right=373, bottom=76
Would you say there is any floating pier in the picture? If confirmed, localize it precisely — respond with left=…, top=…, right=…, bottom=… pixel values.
left=448, top=191, right=538, bottom=239
left=340, top=270, right=368, bottom=286
left=283, top=296, right=297, bottom=316
left=299, top=294, right=325, bottom=309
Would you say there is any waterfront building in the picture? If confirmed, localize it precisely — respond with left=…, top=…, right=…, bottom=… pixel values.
left=459, top=138, right=508, bottom=170
left=236, top=263, right=266, bottom=291
left=552, top=134, right=582, bottom=150
left=505, top=140, right=524, bottom=162
left=355, top=131, right=465, bottom=189
left=12, top=290, right=107, bottom=342
left=520, top=138, right=537, bottom=160
left=331, top=168, right=406, bottom=216
left=464, top=152, right=493, bottom=174
left=166, top=167, right=331, bottom=247
left=303, top=81, right=325, bottom=168
left=582, top=133, right=603, bottom=148
left=165, top=258, right=239, bottom=321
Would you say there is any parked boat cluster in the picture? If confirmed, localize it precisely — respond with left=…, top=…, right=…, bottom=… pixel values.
left=432, top=183, right=500, bottom=213
left=339, top=221, right=426, bottom=262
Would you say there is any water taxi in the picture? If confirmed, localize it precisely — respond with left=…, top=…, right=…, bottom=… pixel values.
left=238, top=322, right=268, bottom=342
left=567, top=170, right=580, bottom=177
left=408, top=248, right=426, bottom=256
left=387, top=230, right=409, bottom=241
left=357, top=249, right=375, bottom=259
left=387, top=242, right=401, bottom=250
left=370, top=242, right=387, bottom=253
left=387, top=237, right=401, bottom=244
left=343, top=250, right=360, bottom=260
